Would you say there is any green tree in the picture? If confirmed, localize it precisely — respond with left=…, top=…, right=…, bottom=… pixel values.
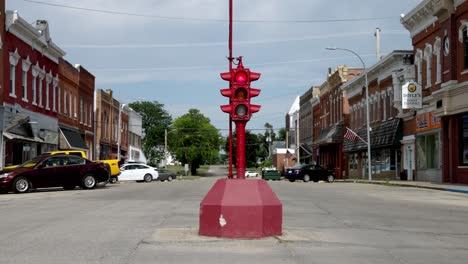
left=278, top=127, right=286, bottom=141
left=225, top=130, right=261, bottom=169
left=169, top=109, right=221, bottom=175
left=127, top=101, right=172, bottom=166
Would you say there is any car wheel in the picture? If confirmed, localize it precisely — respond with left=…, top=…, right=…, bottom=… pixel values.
left=63, top=185, right=76, bottom=190
left=327, top=175, right=335, bottom=183
left=303, top=174, right=310, bottom=182
left=82, top=174, right=97, bottom=189
left=167, top=176, right=173, bottom=182
left=109, top=177, right=118, bottom=184
left=255, top=174, right=259, bottom=177
left=144, top=174, right=153, bottom=182
left=288, top=178, right=295, bottom=182
left=13, top=177, right=31, bottom=193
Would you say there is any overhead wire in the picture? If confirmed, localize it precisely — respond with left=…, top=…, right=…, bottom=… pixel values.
left=24, top=0, right=396, bottom=23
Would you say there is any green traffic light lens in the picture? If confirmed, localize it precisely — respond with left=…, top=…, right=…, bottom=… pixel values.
left=235, top=104, right=248, bottom=116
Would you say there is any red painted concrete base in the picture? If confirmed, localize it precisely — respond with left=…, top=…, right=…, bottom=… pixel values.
left=199, top=178, right=282, bottom=238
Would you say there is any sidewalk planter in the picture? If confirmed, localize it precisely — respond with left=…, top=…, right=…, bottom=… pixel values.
left=262, top=170, right=281, bottom=181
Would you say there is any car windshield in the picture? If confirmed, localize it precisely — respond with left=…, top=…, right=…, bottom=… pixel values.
left=19, top=156, right=44, bottom=168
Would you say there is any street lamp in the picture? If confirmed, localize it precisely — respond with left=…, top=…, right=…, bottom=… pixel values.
left=326, top=47, right=372, bottom=181
left=117, top=103, right=126, bottom=161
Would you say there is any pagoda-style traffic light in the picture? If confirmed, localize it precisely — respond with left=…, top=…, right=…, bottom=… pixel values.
left=220, top=61, right=261, bottom=121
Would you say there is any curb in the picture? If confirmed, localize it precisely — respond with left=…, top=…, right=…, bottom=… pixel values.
left=337, top=180, right=468, bottom=195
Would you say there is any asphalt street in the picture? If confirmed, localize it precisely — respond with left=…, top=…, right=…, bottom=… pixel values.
left=1, top=165, right=468, bottom=264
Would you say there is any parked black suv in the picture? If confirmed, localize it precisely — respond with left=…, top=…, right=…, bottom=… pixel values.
left=285, top=164, right=335, bottom=183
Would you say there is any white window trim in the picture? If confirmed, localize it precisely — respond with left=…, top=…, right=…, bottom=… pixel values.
left=458, top=20, right=468, bottom=43
left=58, top=86, right=61, bottom=114
left=31, top=63, right=40, bottom=106
left=64, top=89, right=68, bottom=115
left=21, top=56, right=31, bottom=102
left=424, top=44, right=433, bottom=88
left=45, top=72, right=52, bottom=110
left=38, top=68, right=45, bottom=108
left=433, top=37, right=442, bottom=84
left=381, top=91, right=387, bottom=121
left=52, top=76, right=58, bottom=112
left=415, top=49, right=423, bottom=86
left=9, top=49, right=20, bottom=98
left=388, top=88, right=394, bottom=119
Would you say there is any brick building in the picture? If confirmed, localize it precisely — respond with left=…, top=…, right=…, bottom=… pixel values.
left=341, top=51, right=413, bottom=180
left=57, top=59, right=95, bottom=159
left=402, top=0, right=468, bottom=184
left=0, top=9, right=65, bottom=167
left=310, top=66, right=361, bottom=179
left=94, top=89, right=128, bottom=161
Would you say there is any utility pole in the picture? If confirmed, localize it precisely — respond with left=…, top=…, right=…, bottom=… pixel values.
left=164, top=128, right=168, bottom=166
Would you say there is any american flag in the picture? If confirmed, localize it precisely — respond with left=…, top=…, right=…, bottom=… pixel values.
left=344, top=127, right=358, bottom=141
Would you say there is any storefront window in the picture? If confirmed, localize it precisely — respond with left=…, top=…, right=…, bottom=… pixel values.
left=372, top=149, right=391, bottom=173
left=417, top=133, right=440, bottom=169
left=460, top=115, right=468, bottom=165
left=349, top=153, right=358, bottom=170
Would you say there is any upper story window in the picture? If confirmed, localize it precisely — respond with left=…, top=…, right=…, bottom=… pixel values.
left=415, top=49, right=423, bottom=85
left=388, top=89, right=394, bottom=118
left=459, top=21, right=468, bottom=70
left=424, top=44, right=433, bottom=88
left=21, top=56, right=31, bottom=102
left=9, top=49, right=20, bottom=98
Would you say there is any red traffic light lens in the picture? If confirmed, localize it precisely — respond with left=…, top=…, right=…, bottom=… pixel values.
left=234, top=88, right=247, bottom=100
left=235, top=104, right=248, bottom=116
left=235, top=71, right=248, bottom=84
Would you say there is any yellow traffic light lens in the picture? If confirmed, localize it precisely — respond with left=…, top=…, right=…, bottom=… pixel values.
left=235, top=104, right=248, bottom=116
left=235, top=72, right=247, bottom=84
left=235, top=88, right=247, bottom=100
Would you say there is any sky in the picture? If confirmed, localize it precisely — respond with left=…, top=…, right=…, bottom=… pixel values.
left=6, top=0, right=423, bottom=135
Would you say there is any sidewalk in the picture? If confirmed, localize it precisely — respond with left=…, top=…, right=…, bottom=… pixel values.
left=338, top=179, right=468, bottom=194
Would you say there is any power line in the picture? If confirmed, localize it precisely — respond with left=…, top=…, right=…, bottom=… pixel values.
left=89, top=54, right=376, bottom=72
left=61, top=31, right=407, bottom=49
left=24, top=0, right=395, bottom=23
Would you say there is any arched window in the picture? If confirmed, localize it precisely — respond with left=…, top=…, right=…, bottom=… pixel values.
left=424, top=44, right=433, bottom=87
left=433, top=37, right=442, bottom=84
left=415, top=49, right=423, bottom=85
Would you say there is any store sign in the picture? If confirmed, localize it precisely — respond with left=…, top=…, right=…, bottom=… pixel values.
left=415, top=112, right=441, bottom=133
left=402, top=81, right=422, bottom=109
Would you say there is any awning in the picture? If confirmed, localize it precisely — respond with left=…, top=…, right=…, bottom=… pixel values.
left=343, top=118, right=402, bottom=153
left=3, top=131, right=43, bottom=143
left=60, top=128, right=88, bottom=149
left=314, top=122, right=344, bottom=146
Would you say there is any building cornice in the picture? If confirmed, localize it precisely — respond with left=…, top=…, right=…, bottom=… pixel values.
left=342, top=50, right=413, bottom=99
left=6, top=10, right=65, bottom=63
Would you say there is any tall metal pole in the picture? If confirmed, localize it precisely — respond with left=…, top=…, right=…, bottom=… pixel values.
left=228, top=0, right=233, bottom=178
left=236, top=121, right=246, bottom=179
left=326, top=47, right=372, bottom=181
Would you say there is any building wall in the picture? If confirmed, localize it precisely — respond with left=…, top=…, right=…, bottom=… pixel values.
left=58, top=58, right=79, bottom=128
left=95, top=89, right=121, bottom=160
left=402, top=0, right=468, bottom=183
left=0, top=0, right=5, bottom=105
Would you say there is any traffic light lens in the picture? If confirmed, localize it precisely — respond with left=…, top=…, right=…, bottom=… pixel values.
left=235, top=72, right=247, bottom=84
left=234, top=88, right=247, bottom=100
left=235, top=104, right=248, bottom=116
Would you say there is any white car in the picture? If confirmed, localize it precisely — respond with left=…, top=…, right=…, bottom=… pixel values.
left=119, top=164, right=159, bottom=182
left=245, top=170, right=259, bottom=178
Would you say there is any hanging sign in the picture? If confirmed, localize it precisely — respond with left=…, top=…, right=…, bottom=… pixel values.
left=402, top=81, right=422, bottom=109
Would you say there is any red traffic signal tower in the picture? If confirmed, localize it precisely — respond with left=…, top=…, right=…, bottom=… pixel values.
left=220, top=60, right=261, bottom=122
left=199, top=58, right=282, bottom=238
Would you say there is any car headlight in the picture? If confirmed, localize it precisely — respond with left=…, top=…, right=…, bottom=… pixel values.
left=0, top=172, right=12, bottom=179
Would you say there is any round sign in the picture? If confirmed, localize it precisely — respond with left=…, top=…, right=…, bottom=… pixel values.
left=408, top=84, right=417, bottom=93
